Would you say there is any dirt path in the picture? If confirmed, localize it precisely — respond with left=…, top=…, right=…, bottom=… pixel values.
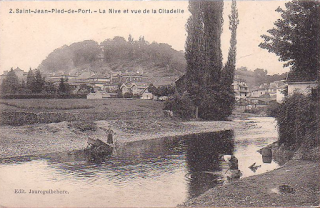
left=183, top=159, right=319, bottom=207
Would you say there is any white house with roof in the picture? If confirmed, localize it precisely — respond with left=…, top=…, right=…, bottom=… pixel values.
left=232, top=78, right=250, bottom=100
left=285, top=71, right=318, bottom=96
left=140, top=88, right=153, bottom=100
left=120, top=82, right=148, bottom=96
left=0, top=67, right=27, bottom=84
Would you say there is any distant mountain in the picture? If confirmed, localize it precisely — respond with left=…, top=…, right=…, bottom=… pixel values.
left=38, top=37, right=186, bottom=86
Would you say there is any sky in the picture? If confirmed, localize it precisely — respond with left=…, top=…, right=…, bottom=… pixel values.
left=0, top=0, right=290, bottom=75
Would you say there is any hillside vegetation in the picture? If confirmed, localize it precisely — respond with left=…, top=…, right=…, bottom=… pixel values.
left=235, top=67, right=287, bottom=90
left=38, top=36, right=186, bottom=85
left=38, top=36, right=286, bottom=87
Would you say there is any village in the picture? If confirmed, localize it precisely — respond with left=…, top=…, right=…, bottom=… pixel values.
left=1, top=66, right=317, bottom=109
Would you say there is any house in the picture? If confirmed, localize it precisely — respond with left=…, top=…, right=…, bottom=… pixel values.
left=140, top=88, right=153, bottom=100
left=87, top=91, right=103, bottom=99
left=276, top=86, right=286, bottom=103
left=175, top=74, right=186, bottom=94
left=285, top=71, right=318, bottom=96
left=120, top=71, right=147, bottom=83
left=269, top=81, right=285, bottom=99
left=88, top=74, right=110, bottom=83
left=120, top=82, right=148, bottom=96
left=233, top=79, right=250, bottom=100
left=0, top=67, right=27, bottom=84
left=250, top=88, right=268, bottom=98
left=104, top=83, right=119, bottom=93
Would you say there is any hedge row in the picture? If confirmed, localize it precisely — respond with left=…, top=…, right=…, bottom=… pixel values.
left=0, top=111, right=78, bottom=126
left=0, top=94, right=87, bottom=99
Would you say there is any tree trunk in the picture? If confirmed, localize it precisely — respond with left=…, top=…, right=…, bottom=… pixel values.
left=195, top=106, right=199, bottom=119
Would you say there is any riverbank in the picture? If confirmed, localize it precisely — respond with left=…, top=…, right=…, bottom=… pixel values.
left=0, top=116, right=252, bottom=159
left=183, top=159, right=319, bottom=207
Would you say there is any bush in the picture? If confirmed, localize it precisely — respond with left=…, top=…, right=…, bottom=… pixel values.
left=0, top=94, right=87, bottom=99
left=276, top=93, right=319, bottom=148
left=164, top=92, right=195, bottom=120
left=266, top=102, right=281, bottom=117
left=198, top=87, right=235, bottom=120
left=133, top=94, right=141, bottom=99
left=123, top=92, right=133, bottom=98
left=68, top=121, right=97, bottom=132
left=0, top=111, right=78, bottom=125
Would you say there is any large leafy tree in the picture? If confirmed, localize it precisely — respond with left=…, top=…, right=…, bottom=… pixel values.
left=259, top=0, right=320, bottom=80
left=1, top=68, right=20, bottom=94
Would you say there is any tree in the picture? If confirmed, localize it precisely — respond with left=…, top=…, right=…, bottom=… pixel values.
left=34, top=70, right=45, bottom=93
left=185, top=0, right=238, bottom=120
left=1, top=68, right=20, bottom=94
left=259, top=0, right=320, bottom=81
left=220, top=0, right=239, bottom=117
left=128, top=34, right=134, bottom=43
left=58, top=78, right=70, bottom=95
left=43, top=81, right=56, bottom=94
left=221, top=0, right=239, bottom=87
left=148, top=84, right=158, bottom=96
left=26, top=69, right=36, bottom=93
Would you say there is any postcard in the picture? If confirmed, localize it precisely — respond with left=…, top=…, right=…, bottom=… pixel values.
left=0, top=0, right=319, bottom=207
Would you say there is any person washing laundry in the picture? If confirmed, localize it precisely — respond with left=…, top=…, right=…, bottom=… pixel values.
left=222, top=155, right=241, bottom=181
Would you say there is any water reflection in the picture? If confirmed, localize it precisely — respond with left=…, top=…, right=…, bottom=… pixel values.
left=185, top=131, right=235, bottom=198
left=0, top=117, right=281, bottom=207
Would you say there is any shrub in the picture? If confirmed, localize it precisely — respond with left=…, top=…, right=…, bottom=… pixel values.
left=266, top=102, right=281, bottom=117
left=133, top=94, right=141, bottom=99
left=276, top=93, right=319, bottom=148
left=0, top=111, right=78, bottom=125
left=68, top=121, right=97, bottom=132
left=123, top=92, right=133, bottom=98
left=0, top=94, right=87, bottom=99
left=164, top=92, right=195, bottom=120
left=199, top=87, right=235, bottom=120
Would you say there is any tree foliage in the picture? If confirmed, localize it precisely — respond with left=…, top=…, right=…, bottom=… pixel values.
left=58, top=78, right=70, bottom=95
left=259, top=0, right=320, bottom=80
left=1, top=68, right=20, bottom=94
left=39, top=37, right=186, bottom=83
left=164, top=92, right=195, bottom=120
left=184, top=0, right=238, bottom=120
left=276, top=93, right=319, bottom=147
left=148, top=84, right=175, bottom=97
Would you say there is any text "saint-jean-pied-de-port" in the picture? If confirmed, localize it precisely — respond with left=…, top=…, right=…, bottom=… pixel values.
left=11, top=8, right=184, bottom=14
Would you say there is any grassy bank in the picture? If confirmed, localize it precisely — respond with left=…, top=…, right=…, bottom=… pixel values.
left=0, top=98, right=165, bottom=125
left=183, top=160, right=319, bottom=207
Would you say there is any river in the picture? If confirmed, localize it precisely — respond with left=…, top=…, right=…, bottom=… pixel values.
left=0, top=117, right=279, bottom=207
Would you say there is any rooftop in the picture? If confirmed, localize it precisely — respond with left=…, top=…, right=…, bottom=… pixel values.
left=286, top=70, right=318, bottom=83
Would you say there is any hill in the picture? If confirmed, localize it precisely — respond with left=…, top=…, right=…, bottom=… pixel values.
left=235, top=67, right=287, bottom=90
left=38, top=36, right=186, bottom=86
left=38, top=36, right=286, bottom=87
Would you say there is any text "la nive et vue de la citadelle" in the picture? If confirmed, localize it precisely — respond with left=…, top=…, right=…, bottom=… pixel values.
left=10, top=8, right=185, bottom=14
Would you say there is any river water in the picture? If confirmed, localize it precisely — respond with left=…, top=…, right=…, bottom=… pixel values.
left=0, top=117, right=279, bottom=207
